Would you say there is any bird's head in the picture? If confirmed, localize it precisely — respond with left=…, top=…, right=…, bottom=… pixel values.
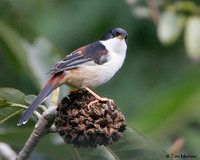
left=101, top=28, right=128, bottom=43
left=100, top=28, right=128, bottom=54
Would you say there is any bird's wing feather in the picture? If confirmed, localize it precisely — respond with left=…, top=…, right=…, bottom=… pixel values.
left=48, top=41, right=108, bottom=74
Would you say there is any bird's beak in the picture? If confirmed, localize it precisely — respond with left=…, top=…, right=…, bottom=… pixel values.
left=117, top=34, right=126, bottom=40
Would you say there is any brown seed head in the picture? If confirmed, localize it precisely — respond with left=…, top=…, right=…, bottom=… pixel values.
left=55, top=91, right=126, bottom=148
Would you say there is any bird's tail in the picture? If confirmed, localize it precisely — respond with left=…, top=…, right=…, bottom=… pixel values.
left=17, top=73, right=65, bottom=126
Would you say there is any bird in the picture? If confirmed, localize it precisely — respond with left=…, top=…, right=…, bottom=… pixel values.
left=17, top=27, right=128, bottom=126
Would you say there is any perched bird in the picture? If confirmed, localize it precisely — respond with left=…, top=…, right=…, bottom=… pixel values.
left=17, top=28, right=128, bottom=126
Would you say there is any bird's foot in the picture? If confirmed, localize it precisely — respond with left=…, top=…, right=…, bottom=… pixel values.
left=88, top=97, right=114, bottom=107
left=83, top=87, right=114, bottom=106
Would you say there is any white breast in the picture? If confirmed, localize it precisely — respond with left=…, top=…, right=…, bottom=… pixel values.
left=99, top=38, right=127, bottom=80
left=63, top=38, right=127, bottom=89
left=100, top=37, right=127, bottom=72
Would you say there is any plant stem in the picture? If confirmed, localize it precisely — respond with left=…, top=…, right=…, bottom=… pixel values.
left=16, top=105, right=57, bottom=160
left=16, top=87, right=60, bottom=159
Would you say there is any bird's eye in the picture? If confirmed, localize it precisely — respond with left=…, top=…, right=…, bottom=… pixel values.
left=110, top=33, right=114, bottom=38
left=116, top=32, right=120, bottom=36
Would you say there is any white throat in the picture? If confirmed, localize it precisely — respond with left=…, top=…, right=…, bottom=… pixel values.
left=100, top=37, right=127, bottom=55
left=98, top=37, right=127, bottom=83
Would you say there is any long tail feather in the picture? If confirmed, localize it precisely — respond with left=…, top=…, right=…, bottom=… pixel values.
left=17, top=83, right=58, bottom=126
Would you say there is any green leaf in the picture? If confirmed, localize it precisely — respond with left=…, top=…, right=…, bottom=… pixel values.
left=185, top=16, right=200, bottom=61
left=108, top=127, right=171, bottom=160
left=74, top=146, right=116, bottom=160
left=0, top=98, right=18, bottom=124
left=0, top=98, right=11, bottom=107
left=0, top=88, right=28, bottom=124
left=0, top=87, right=27, bottom=104
left=157, top=11, right=185, bottom=45
left=57, top=127, right=171, bottom=160
left=0, top=107, right=23, bottom=124
left=25, top=94, right=36, bottom=104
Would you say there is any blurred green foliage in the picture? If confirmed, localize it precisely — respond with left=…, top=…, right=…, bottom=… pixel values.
left=1, top=0, right=200, bottom=159
left=0, top=88, right=172, bottom=159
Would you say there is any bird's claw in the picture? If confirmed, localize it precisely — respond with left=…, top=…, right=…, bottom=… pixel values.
left=88, top=97, right=114, bottom=107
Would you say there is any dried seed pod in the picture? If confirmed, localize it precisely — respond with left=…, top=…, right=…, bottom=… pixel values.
left=55, top=91, right=126, bottom=148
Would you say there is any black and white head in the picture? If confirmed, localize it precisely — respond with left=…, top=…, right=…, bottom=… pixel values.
left=100, top=28, right=128, bottom=54
left=101, top=28, right=128, bottom=42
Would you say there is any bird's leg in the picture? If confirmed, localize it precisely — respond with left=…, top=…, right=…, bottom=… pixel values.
left=84, top=87, right=114, bottom=106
